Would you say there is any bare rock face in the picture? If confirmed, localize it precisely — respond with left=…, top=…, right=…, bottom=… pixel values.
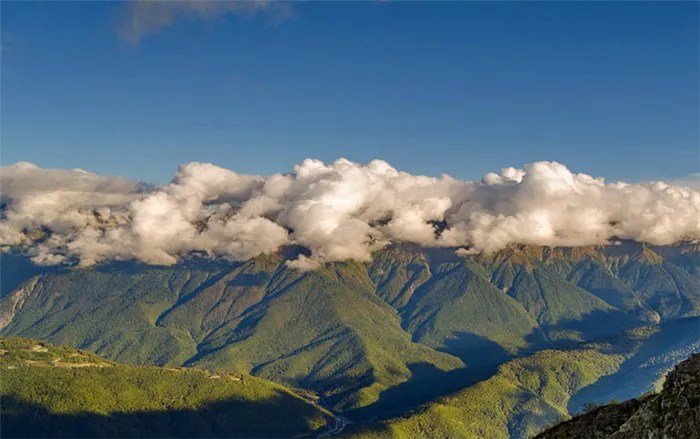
left=535, top=353, right=700, bottom=439
left=0, top=277, right=39, bottom=330
left=613, top=353, right=700, bottom=439
left=538, top=399, right=646, bottom=439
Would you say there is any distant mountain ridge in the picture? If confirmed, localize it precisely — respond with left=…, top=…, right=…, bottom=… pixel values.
left=1, top=240, right=698, bottom=434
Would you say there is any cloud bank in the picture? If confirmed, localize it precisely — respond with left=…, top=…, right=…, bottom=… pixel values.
left=1, top=158, right=699, bottom=267
left=118, top=0, right=294, bottom=43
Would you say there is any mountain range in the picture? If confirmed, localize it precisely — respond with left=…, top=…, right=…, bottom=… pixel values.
left=1, top=240, right=699, bottom=437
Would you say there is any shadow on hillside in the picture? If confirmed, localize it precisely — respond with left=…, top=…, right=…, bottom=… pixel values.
left=343, top=334, right=511, bottom=423
left=542, top=309, right=645, bottom=348
left=228, top=272, right=270, bottom=287
left=442, top=331, right=515, bottom=368
left=0, top=391, right=329, bottom=439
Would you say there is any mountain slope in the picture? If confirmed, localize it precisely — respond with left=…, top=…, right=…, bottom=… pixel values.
left=0, top=337, right=333, bottom=438
left=345, top=350, right=626, bottom=439
left=400, top=260, right=545, bottom=362
left=605, top=243, right=700, bottom=320
left=186, top=260, right=464, bottom=409
left=0, top=254, right=464, bottom=411
left=344, top=316, right=700, bottom=439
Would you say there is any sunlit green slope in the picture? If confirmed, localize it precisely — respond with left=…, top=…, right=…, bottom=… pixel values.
left=0, top=337, right=333, bottom=438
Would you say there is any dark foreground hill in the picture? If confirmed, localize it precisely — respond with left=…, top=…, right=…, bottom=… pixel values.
left=534, top=353, right=700, bottom=439
left=0, top=337, right=333, bottom=438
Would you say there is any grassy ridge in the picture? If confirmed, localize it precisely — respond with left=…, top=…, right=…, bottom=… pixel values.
left=0, top=337, right=332, bottom=438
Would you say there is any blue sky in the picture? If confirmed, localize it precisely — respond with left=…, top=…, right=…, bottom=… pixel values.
left=2, top=1, right=698, bottom=184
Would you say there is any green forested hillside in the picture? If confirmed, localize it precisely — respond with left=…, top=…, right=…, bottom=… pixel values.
left=344, top=316, right=700, bottom=439
left=345, top=349, right=622, bottom=439
left=0, top=254, right=464, bottom=411
left=1, top=241, right=698, bottom=429
left=0, top=337, right=333, bottom=438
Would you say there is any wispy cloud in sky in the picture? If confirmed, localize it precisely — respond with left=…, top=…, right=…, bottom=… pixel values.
left=0, top=31, right=18, bottom=56
left=0, top=31, right=19, bottom=75
left=118, top=0, right=295, bottom=43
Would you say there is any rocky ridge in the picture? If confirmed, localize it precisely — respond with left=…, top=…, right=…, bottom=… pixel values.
left=535, top=353, right=700, bottom=439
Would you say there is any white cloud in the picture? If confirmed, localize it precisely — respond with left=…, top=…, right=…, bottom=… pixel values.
left=2, top=158, right=699, bottom=267
left=118, top=0, right=294, bottom=43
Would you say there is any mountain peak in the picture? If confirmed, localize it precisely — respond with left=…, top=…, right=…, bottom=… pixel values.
left=630, top=247, right=664, bottom=265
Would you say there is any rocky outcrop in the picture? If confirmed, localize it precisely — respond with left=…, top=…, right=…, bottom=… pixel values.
left=535, top=353, right=700, bottom=439
left=0, top=278, right=38, bottom=330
